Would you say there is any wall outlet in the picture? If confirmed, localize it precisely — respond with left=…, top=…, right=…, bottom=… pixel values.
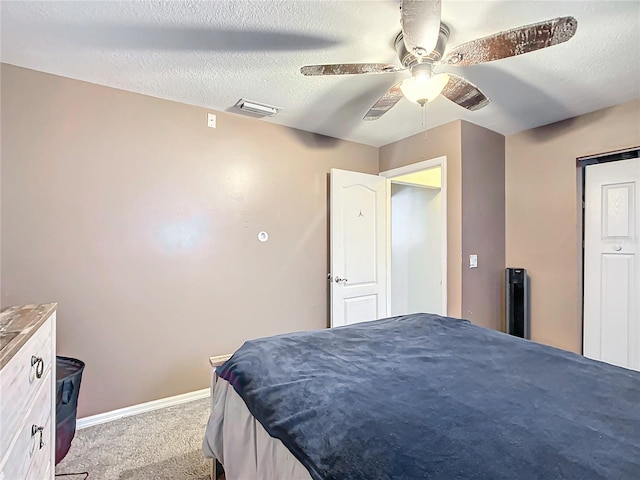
left=207, top=113, right=216, bottom=128
left=469, top=254, right=478, bottom=268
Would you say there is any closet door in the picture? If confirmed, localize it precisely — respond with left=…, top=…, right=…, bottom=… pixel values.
left=583, top=158, right=639, bottom=371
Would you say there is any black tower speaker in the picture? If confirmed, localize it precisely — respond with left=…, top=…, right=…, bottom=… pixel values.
left=505, top=268, right=530, bottom=339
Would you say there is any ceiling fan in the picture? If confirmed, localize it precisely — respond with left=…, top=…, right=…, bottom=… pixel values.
left=300, top=0, right=577, bottom=120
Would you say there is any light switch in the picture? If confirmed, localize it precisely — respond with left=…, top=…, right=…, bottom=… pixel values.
left=207, top=113, right=216, bottom=128
left=469, top=254, right=478, bottom=268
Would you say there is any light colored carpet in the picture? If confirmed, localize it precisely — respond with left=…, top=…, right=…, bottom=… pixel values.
left=55, top=397, right=212, bottom=480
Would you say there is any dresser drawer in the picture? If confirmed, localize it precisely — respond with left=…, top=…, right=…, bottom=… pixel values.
left=0, top=371, right=52, bottom=480
left=28, top=461, right=51, bottom=480
left=0, top=317, right=53, bottom=456
left=24, top=413, right=53, bottom=480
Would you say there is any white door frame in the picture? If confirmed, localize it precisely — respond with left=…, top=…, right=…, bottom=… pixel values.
left=379, top=156, right=448, bottom=317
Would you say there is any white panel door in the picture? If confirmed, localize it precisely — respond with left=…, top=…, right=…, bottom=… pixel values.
left=584, top=158, right=640, bottom=371
left=330, top=169, right=387, bottom=327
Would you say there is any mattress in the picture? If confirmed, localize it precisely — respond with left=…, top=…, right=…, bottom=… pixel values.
left=203, top=374, right=311, bottom=479
left=206, top=313, right=640, bottom=480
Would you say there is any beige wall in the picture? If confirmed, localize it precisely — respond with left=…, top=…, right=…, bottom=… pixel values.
left=461, top=121, right=505, bottom=330
left=4, top=60, right=636, bottom=417
left=379, top=121, right=463, bottom=317
left=505, top=99, right=640, bottom=353
left=0, top=64, right=378, bottom=416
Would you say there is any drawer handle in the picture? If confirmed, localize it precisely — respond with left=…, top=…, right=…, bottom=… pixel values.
left=31, top=356, right=44, bottom=379
left=31, top=425, right=45, bottom=450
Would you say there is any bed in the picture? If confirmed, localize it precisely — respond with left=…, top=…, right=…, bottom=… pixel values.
left=202, top=313, right=640, bottom=479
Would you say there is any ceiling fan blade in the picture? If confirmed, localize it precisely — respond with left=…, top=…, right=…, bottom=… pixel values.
left=441, top=74, right=490, bottom=111
left=300, top=64, right=405, bottom=76
left=363, top=82, right=404, bottom=121
left=401, top=0, right=442, bottom=58
left=442, top=16, right=577, bottom=67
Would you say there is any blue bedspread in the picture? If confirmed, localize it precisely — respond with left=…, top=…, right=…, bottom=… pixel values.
left=217, top=314, right=640, bottom=479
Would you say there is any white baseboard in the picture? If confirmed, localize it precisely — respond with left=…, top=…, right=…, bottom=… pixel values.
left=76, top=388, right=210, bottom=430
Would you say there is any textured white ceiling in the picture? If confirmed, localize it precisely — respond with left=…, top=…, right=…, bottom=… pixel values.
left=1, top=1, right=639, bottom=147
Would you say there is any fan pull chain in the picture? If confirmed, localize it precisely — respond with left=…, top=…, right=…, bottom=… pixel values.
left=422, top=104, right=427, bottom=140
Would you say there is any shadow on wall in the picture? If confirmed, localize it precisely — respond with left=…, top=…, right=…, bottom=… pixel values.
left=519, top=108, right=610, bottom=143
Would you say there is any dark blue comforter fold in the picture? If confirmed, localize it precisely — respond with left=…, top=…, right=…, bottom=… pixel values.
left=217, top=314, right=640, bottom=479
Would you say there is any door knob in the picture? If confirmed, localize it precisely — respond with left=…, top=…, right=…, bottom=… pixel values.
left=613, top=245, right=622, bottom=251
left=334, top=276, right=348, bottom=284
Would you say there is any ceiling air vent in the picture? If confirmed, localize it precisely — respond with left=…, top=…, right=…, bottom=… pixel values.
left=234, top=99, right=281, bottom=118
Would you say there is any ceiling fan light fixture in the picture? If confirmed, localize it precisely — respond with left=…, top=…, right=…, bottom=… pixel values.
left=400, top=73, right=450, bottom=105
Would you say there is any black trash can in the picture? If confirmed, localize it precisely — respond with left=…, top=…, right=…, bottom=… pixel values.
left=55, top=356, right=85, bottom=465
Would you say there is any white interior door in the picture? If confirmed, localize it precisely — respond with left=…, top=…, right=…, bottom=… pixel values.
left=330, top=168, right=387, bottom=327
left=584, top=158, right=640, bottom=371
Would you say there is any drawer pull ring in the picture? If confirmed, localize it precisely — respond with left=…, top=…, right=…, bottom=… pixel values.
left=31, top=425, right=45, bottom=449
left=31, top=355, right=44, bottom=378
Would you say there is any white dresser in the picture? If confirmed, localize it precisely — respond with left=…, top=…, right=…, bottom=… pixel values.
left=0, top=304, right=57, bottom=480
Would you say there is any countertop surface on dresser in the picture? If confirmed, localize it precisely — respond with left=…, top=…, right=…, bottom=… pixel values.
left=0, top=303, right=57, bottom=370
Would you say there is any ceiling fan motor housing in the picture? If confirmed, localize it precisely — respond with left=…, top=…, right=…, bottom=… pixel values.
left=395, top=23, right=450, bottom=68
